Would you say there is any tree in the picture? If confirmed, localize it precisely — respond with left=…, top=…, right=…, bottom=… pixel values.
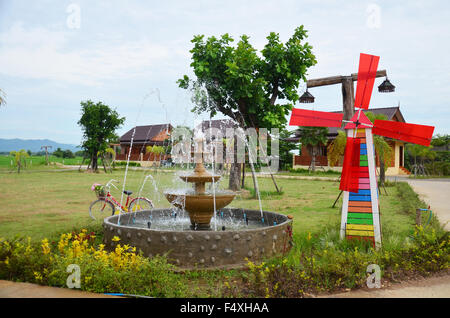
left=10, top=149, right=29, bottom=173
left=327, top=130, right=347, bottom=167
left=279, top=129, right=298, bottom=170
left=365, top=112, right=393, bottom=185
left=178, top=26, right=316, bottom=190
left=298, top=127, right=328, bottom=172
left=78, top=100, right=125, bottom=172
left=406, top=144, right=435, bottom=176
left=327, top=112, right=393, bottom=185
left=63, top=149, right=75, bottom=159
left=53, top=147, right=64, bottom=158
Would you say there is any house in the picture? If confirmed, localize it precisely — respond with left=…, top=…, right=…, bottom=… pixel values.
left=287, top=107, right=410, bottom=176
left=116, top=124, right=172, bottom=165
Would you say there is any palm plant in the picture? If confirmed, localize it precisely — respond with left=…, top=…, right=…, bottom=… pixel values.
left=327, top=112, right=393, bottom=185
left=298, top=126, right=328, bottom=172
left=10, top=149, right=29, bottom=173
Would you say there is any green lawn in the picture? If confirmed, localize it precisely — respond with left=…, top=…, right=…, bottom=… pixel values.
left=0, top=167, right=417, bottom=243
left=0, top=155, right=85, bottom=172
left=0, top=167, right=446, bottom=297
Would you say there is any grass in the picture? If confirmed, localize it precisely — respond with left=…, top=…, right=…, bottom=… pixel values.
left=0, top=155, right=85, bottom=172
left=0, top=167, right=427, bottom=243
left=0, top=167, right=447, bottom=297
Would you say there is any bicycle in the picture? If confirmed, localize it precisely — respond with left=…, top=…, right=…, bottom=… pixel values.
left=89, top=179, right=154, bottom=220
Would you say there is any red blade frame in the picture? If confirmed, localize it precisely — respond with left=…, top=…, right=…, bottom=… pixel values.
left=289, top=108, right=343, bottom=127
left=354, top=53, right=380, bottom=110
left=372, top=120, right=435, bottom=147
left=339, top=137, right=361, bottom=193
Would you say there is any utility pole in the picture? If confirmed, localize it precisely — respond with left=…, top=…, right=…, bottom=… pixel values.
left=41, top=145, right=52, bottom=165
left=306, top=70, right=387, bottom=126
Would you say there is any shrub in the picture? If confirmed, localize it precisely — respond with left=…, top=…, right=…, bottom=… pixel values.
left=114, top=161, right=141, bottom=167
left=0, top=229, right=189, bottom=297
left=226, top=226, right=449, bottom=298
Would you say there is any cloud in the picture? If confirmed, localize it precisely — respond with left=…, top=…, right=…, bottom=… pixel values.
left=0, top=22, right=172, bottom=85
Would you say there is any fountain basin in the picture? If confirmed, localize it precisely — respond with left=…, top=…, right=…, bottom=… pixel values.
left=103, top=208, right=293, bottom=269
left=164, top=190, right=235, bottom=229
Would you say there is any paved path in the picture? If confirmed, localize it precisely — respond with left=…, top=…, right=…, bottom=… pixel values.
left=318, top=274, right=450, bottom=298
left=401, top=178, right=450, bottom=231
left=0, top=280, right=118, bottom=298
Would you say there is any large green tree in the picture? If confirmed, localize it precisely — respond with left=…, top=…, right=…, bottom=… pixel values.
left=178, top=26, right=316, bottom=190
left=78, top=100, right=125, bottom=172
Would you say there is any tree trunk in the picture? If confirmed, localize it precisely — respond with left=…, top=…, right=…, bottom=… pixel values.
left=229, top=135, right=241, bottom=191
left=91, top=152, right=98, bottom=172
left=379, top=160, right=385, bottom=185
left=309, top=146, right=316, bottom=172
left=241, top=163, right=245, bottom=188
left=229, top=162, right=241, bottom=191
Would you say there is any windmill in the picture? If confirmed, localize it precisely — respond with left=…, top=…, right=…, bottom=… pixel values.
left=289, top=53, right=435, bottom=248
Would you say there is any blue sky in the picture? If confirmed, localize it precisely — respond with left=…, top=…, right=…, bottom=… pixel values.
left=0, top=0, right=449, bottom=145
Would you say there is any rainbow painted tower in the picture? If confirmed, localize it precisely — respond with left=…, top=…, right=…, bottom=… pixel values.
left=340, top=113, right=381, bottom=248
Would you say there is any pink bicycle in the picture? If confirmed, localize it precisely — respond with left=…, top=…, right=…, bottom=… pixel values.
left=89, top=179, right=154, bottom=220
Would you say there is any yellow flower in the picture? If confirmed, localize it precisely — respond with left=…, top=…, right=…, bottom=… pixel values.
left=41, top=238, right=50, bottom=255
left=33, top=271, right=43, bottom=282
left=112, top=236, right=121, bottom=242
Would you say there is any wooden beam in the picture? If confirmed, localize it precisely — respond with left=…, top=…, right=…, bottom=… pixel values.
left=306, top=70, right=387, bottom=88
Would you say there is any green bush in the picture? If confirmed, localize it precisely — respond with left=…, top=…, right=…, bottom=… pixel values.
left=0, top=229, right=189, bottom=297
left=227, top=226, right=449, bottom=297
left=115, top=161, right=141, bottom=167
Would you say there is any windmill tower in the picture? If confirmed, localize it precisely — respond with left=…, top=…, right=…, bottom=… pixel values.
left=289, top=53, right=434, bottom=248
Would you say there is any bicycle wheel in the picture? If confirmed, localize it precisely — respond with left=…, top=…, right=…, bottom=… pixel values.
left=128, top=197, right=154, bottom=212
left=89, top=199, right=115, bottom=220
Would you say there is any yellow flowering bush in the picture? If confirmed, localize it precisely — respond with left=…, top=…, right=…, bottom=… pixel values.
left=0, top=228, right=189, bottom=297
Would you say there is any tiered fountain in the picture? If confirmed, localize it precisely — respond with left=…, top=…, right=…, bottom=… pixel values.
left=164, top=132, right=235, bottom=230
left=103, top=131, right=293, bottom=269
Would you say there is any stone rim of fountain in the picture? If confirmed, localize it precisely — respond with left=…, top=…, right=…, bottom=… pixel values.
left=103, top=208, right=293, bottom=269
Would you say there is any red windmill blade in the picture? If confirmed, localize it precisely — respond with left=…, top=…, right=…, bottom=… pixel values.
left=339, top=137, right=361, bottom=193
left=354, top=53, right=380, bottom=110
left=289, top=108, right=343, bottom=127
left=372, top=120, right=435, bottom=147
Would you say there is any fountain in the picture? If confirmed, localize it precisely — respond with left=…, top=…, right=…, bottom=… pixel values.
left=102, top=130, right=293, bottom=269
left=164, top=132, right=235, bottom=230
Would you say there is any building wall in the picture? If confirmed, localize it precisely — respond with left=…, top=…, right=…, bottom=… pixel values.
left=292, top=140, right=406, bottom=175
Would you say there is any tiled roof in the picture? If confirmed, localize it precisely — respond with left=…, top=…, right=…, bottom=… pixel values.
left=288, top=107, right=404, bottom=141
left=120, top=124, right=172, bottom=143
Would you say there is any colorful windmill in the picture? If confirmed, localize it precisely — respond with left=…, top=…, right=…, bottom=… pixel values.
left=289, top=53, right=435, bottom=248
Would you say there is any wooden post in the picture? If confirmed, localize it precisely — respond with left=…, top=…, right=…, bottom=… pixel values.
left=341, top=76, right=354, bottom=127
left=416, top=209, right=422, bottom=226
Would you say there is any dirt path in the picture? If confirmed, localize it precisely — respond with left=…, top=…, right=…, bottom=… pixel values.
left=0, top=280, right=118, bottom=298
left=318, top=274, right=450, bottom=298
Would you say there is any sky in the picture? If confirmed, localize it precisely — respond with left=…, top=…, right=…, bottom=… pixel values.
left=0, top=0, right=449, bottom=145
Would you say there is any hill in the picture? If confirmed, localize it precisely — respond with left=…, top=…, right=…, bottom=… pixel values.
left=0, top=138, right=81, bottom=153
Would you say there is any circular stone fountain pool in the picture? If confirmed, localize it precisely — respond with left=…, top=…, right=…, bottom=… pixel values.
left=103, top=208, right=293, bottom=269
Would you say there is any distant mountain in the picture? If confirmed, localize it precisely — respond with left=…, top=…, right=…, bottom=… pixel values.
left=0, top=139, right=81, bottom=153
